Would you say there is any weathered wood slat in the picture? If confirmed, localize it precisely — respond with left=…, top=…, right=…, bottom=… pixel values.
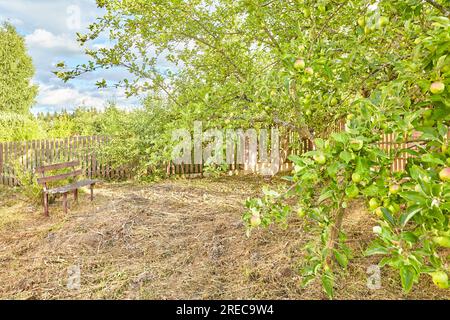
left=36, top=160, right=80, bottom=173
left=47, top=179, right=98, bottom=194
left=37, top=169, right=83, bottom=185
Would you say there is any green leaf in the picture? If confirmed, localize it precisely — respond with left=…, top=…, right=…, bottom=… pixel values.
left=436, top=55, right=447, bottom=69
left=400, top=205, right=422, bottom=227
left=365, top=245, right=389, bottom=256
left=399, top=191, right=427, bottom=205
left=421, top=153, right=445, bottom=165
left=315, top=138, right=325, bottom=150
left=262, top=188, right=280, bottom=197
left=331, top=132, right=349, bottom=144
left=381, top=207, right=396, bottom=226
left=334, top=250, right=349, bottom=269
left=339, top=150, right=353, bottom=163
left=318, top=189, right=334, bottom=203
left=327, top=162, right=344, bottom=177
left=401, top=232, right=418, bottom=243
left=400, top=265, right=416, bottom=293
left=362, top=184, right=381, bottom=197
left=321, top=271, right=334, bottom=299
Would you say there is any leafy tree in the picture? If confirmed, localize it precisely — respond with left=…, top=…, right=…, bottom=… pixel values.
left=244, top=3, right=450, bottom=297
left=0, top=112, right=45, bottom=141
left=56, top=0, right=450, bottom=296
left=0, top=23, right=38, bottom=114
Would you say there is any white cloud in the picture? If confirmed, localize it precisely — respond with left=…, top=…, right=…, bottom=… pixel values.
left=0, top=0, right=103, bottom=35
left=0, top=1, right=146, bottom=114
left=34, top=83, right=140, bottom=114
left=37, top=83, right=104, bottom=108
left=25, top=29, right=81, bottom=53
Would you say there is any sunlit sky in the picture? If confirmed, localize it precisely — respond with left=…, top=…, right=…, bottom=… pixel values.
left=0, top=0, right=157, bottom=114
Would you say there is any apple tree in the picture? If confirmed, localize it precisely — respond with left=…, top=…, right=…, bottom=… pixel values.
left=55, top=0, right=449, bottom=296
left=245, top=4, right=450, bottom=297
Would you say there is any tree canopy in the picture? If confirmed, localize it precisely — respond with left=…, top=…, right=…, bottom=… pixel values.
left=0, top=23, right=38, bottom=114
left=57, top=0, right=449, bottom=136
left=57, top=0, right=450, bottom=296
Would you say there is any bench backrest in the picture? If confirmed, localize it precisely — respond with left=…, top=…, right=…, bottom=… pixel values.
left=36, top=160, right=82, bottom=187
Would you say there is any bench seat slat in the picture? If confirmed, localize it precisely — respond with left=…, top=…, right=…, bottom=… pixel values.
left=37, top=169, right=84, bottom=185
left=47, top=179, right=98, bottom=194
left=36, top=161, right=80, bottom=173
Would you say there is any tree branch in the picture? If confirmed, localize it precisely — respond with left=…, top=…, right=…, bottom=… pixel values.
left=424, top=0, right=450, bottom=16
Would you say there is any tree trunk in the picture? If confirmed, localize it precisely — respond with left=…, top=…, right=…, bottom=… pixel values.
left=325, top=206, right=345, bottom=266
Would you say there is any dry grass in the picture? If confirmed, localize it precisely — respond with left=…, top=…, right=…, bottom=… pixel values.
left=0, top=177, right=448, bottom=300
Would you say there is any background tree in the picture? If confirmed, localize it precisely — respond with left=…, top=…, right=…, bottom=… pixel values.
left=0, top=23, right=38, bottom=114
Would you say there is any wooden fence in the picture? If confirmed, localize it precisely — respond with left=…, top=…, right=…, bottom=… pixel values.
left=0, top=136, right=129, bottom=187
left=166, top=130, right=311, bottom=176
left=0, top=131, right=309, bottom=186
left=1, top=127, right=446, bottom=186
left=332, top=121, right=450, bottom=172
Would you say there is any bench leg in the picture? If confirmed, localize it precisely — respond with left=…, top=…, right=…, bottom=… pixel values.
left=74, top=189, right=78, bottom=202
left=90, top=184, right=94, bottom=201
left=43, top=192, right=49, bottom=216
left=63, top=193, right=68, bottom=214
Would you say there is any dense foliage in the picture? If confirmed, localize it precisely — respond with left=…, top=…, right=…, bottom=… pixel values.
left=54, top=0, right=449, bottom=297
left=0, top=23, right=38, bottom=114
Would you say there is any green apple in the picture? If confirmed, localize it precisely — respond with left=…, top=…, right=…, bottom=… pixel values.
left=430, top=81, right=445, bottom=94
left=423, top=119, right=436, bottom=127
left=443, top=64, right=450, bottom=73
left=358, top=16, right=365, bottom=27
left=313, top=153, right=326, bottom=164
left=422, top=109, right=433, bottom=119
left=330, top=97, right=338, bottom=106
left=303, top=8, right=311, bottom=17
left=442, top=143, right=448, bottom=154
left=388, top=203, right=400, bottom=214
left=305, top=67, right=314, bottom=75
left=430, top=271, right=449, bottom=289
left=345, top=185, right=359, bottom=199
left=297, top=208, right=306, bottom=218
left=350, top=139, right=364, bottom=151
left=379, top=16, right=389, bottom=27
left=439, top=167, right=450, bottom=182
left=432, top=236, right=450, bottom=248
left=294, top=58, right=306, bottom=70
left=369, top=198, right=379, bottom=210
left=250, top=214, right=261, bottom=227
left=352, top=172, right=362, bottom=183
left=389, top=184, right=401, bottom=194
left=374, top=207, right=383, bottom=218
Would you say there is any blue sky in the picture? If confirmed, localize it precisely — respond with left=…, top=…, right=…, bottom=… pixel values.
left=0, top=0, right=144, bottom=114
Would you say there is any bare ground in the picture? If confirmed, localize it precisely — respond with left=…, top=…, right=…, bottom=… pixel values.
left=0, top=176, right=448, bottom=300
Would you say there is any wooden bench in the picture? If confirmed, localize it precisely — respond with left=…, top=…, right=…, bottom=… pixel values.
left=36, top=161, right=98, bottom=216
